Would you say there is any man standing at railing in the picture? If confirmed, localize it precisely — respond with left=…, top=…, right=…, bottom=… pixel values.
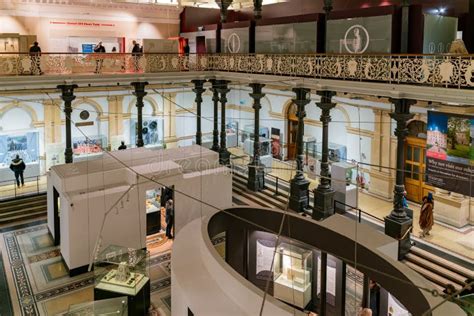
left=29, top=42, right=42, bottom=75
left=94, top=41, right=106, bottom=74
left=9, top=155, right=26, bottom=188
left=131, top=40, right=142, bottom=72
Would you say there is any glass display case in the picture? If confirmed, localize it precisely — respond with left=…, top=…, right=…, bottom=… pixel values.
left=145, top=189, right=162, bottom=235
left=273, top=242, right=313, bottom=309
left=226, top=121, right=239, bottom=148
left=66, top=297, right=128, bottom=316
left=240, top=125, right=269, bottom=145
left=94, top=245, right=150, bottom=315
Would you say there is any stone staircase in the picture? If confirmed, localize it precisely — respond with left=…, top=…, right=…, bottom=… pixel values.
left=0, top=193, right=47, bottom=225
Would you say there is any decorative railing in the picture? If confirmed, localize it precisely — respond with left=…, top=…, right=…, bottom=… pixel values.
left=1, top=53, right=473, bottom=89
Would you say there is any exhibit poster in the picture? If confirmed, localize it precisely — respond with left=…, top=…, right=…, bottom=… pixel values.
left=326, top=15, right=392, bottom=53
left=255, top=22, right=317, bottom=54
left=387, top=293, right=411, bottom=316
left=72, top=135, right=106, bottom=155
left=0, top=131, right=39, bottom=167
left=130, top=118, right=164, bottom=147
left=426, top=111, right=474, bottom=196
left=256, top=239, right=276, bottom=281
left=423, top=15, right=458, bottom=54
left=271, top=128, right=282, bottom=160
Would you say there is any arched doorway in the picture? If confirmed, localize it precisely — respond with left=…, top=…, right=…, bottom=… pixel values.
left=286, top=102, right=298, bottom=160
left=404, top=120, right=434, bottom=203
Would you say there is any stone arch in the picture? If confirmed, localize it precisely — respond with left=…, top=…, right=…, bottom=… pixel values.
left=127, top=95, right=161, bottom=115
left=72, top=98, right=104, bottom=117
left=334, top=104, right=351, bottom=129
left=0, top=102, right=39, bottom=127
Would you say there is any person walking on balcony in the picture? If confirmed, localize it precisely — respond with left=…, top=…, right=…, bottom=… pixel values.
left=165, top=199, right=174, bottom=239
left=94, top=41, right=106, bottom=73
left=29, top=42, right=42, bottom=75
left=184, top=41, right=190, bottom=56
left=131, top=40, right=142, bottom=72
left=9, top=155, right=26, bottom=188
left=419, top=193, right=434, bottom=238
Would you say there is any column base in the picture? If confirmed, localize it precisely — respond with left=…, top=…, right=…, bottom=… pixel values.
left=289, top=177, right=310, bottom=213
left=219, top=149, right=231, bottom=166
left=65, top=148, right=73, bottom=164
left=384, top=214, right=412, bottom=260
left=247, top=164, right=265, bottom=191
left=313, top=188, right=335, bottom=220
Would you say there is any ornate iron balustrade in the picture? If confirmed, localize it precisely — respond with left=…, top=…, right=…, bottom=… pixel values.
left=0, top=53, right=473, bottom=89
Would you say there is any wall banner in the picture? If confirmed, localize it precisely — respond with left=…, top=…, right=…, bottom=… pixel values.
left=425, top=111, right=474, bottom=196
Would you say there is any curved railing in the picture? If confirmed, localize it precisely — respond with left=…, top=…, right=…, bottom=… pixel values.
left=1, top=52, right=473, bottom=89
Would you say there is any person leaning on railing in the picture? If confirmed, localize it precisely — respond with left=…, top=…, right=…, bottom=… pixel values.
left=29, top=42, right=42, bottom=75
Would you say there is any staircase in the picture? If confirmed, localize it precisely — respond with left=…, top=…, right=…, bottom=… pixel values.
left=403, top=246, right=473, bottom=293
left=231, top=169, right=473, bottom=295
left=0, top=193, right=47, bottom=225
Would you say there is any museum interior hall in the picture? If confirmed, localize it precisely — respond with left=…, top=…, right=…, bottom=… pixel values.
left=0, top=0, right=473, bottom=315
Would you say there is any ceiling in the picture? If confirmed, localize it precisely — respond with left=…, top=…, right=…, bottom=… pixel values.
left=112, top=0, right=287, bottom=9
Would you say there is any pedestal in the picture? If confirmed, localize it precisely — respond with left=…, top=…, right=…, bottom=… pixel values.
left=384, top=215, right=412, bottom=260
left=219, top=149, right=231, bottom=166
left=248, top=164, right=265, bottom=191
left=289, top=178, right=310, bottom=212
left=313, top=189, right=335, bottom=220
left=94, top=279, right=150, bottom=316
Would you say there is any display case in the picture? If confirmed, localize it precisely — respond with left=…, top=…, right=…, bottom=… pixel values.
left=332, top=162, right=357, bottom=212
left=240, top=125, right=269, bottom=145
left=315, top=142, right=347, bottom=162
left=226, top=121, right=239, bottom=148
left=94, top=245, right=150, bottom=315
left=145, top=189, right=162, bottom=235
left=273, top=243, right=313, bottom=309
left=243, top=138, right=273, bottom=171
left=66, top=297, right=128, bottom=316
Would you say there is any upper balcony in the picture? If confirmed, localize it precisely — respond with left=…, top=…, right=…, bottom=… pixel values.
left=1, top=52, right=474, bottom=105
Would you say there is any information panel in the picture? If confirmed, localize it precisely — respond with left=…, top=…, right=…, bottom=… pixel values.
left=221, top=27, right=250, bottom=54
left=426, top=111, right=474, bottom=196
left=326, top=15, right=392, bottom=54
left=255, top=22, right=317, bottom=54
left=423, top=14, right=458, bottom=54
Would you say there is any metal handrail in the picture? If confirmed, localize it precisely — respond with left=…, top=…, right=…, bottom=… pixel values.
left=334, top=199, right=384, bottom=223
left=0, top=175, right=45, bottom=200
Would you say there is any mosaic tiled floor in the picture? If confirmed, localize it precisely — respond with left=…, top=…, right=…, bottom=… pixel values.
left=0, top=223, right=172, bottom=315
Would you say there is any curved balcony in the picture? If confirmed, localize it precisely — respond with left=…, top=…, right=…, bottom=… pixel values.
left=172, top=206, right=464, bottom=315
left=1, top=53, right=473, bottom=90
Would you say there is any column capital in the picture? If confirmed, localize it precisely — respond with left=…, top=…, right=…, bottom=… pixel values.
left=57, top=84, right=78, bottom=104
left=388, top=98, right=416, bottom=138
left=249, top=83, right=265, bottom=111
left=131, top=81, right=149, bottom=99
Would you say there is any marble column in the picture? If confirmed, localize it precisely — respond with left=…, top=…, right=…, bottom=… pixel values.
left=57, top=84, right=78, bottom=164
left=384, top=98, right=415, bottom=260
left=192, top=79, right=207, bottom=146
left=247, top=83, right=266, bottom=191
left=217, top=80, right=231, bottom=165
left=289, top=87, right=311, bottom=212
left=209, top=79, right=220, bottom=152
left=313, top=90, right=337, bottom=220
left=131, top=81, right=148, bottom=148
left=107, top=96, right=124, bottom=150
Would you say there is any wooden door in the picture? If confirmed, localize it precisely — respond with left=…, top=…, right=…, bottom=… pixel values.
left=404, top=136, right=433, bottom=203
